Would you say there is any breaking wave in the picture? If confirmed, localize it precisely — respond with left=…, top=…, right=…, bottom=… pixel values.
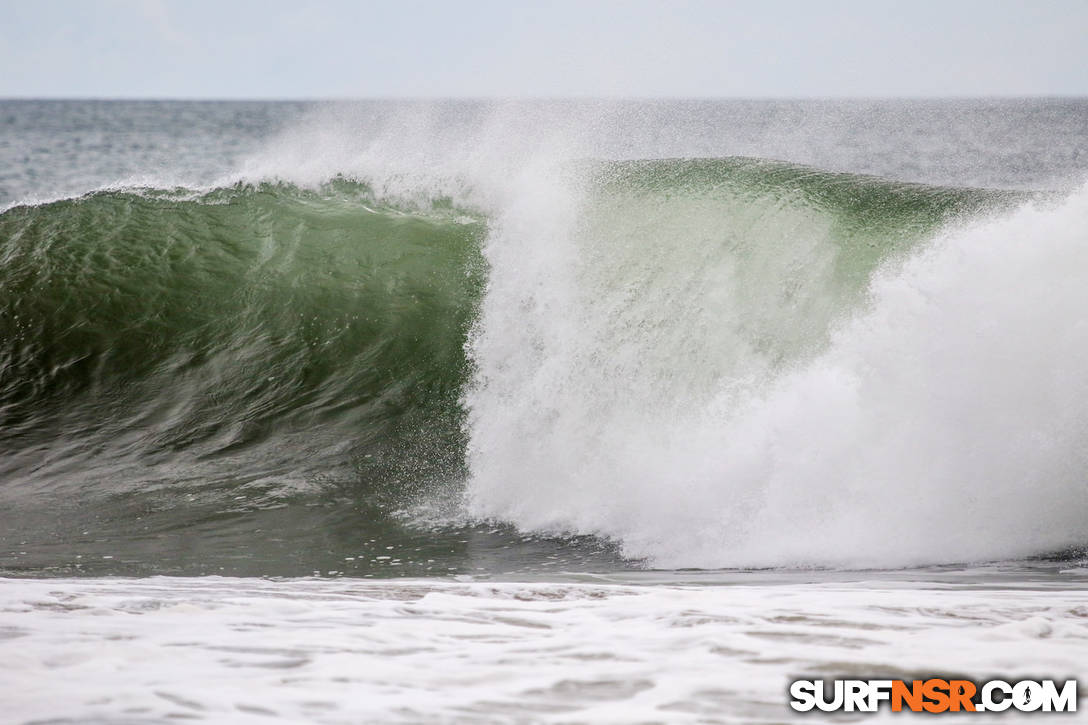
left=3, top=155, right=1084, bottom=569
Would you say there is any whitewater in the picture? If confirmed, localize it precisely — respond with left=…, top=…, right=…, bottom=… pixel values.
left=1, top=99, right=1086, bottom=722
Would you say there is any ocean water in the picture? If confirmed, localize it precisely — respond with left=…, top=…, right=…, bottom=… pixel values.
left=1, top=99, right=1087, bottom=722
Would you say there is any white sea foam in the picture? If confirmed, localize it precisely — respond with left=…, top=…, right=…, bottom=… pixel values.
left=2, top=575, right=1085, bottom=724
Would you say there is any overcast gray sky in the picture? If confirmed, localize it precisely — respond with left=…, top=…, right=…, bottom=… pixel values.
left=3, top=0, right=1086, bottom=98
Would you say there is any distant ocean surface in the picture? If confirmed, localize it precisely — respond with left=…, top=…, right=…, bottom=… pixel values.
left=1, top=99, right=1087, bottom=723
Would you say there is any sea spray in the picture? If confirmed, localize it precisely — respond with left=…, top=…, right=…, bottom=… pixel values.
left=465, top=162, right=1086, bottom=568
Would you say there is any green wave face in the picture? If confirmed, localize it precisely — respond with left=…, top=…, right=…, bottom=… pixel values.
left=571, top=159, right=1021, bottom=378
left=0, top=160, right=1035, bottom=575
left=0, top=181, right=487, bottom=503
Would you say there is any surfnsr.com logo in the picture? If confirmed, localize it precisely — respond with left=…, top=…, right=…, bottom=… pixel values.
left=789, top=679, right=1077, bottom=713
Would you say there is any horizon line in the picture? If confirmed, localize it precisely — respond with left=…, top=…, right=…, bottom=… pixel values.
left=2, top=94, right=1087, bottom=103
